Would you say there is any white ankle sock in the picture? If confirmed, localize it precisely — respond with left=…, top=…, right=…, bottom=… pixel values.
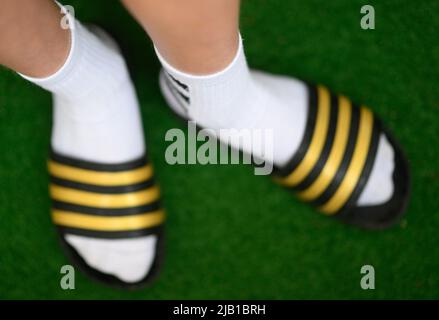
left=157, top=35, right=394, bottom=206
left=20, top=18, right=155, bottom=283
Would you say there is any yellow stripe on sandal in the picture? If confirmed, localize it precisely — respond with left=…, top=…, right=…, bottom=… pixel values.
left=269, top=84, right=409, bottom=229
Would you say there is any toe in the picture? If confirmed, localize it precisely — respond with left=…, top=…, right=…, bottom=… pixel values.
left=357, top=134, right=395, bottom=206
left=340, top=129, right=410, bottom=229
left=64, top=234, right=158, bottom=283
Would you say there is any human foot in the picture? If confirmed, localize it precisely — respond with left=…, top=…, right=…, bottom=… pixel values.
left=157, top=35, right=410, bottom=229
left=21, top=18, right=164, bottom=287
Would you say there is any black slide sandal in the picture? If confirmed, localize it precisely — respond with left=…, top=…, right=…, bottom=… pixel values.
left=272, top=85, right=411, bottom=229
left=160, top=72, right=410, bottom=230
left=48, top=149, right=165, bottom=289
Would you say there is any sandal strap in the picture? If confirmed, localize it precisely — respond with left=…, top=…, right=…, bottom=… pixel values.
left=273, top=84, right=380, bottom=215
left=48, top=150, right=165, bottom=238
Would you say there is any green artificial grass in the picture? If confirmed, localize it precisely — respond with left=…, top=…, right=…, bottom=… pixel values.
left=0, top=0, right=438, bottom=299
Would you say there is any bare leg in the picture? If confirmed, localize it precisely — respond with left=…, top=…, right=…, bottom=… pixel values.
left=121, top=0, right=240, bottom=75
left=0, top=0, right=70, bottom=77
left=121, top=0, right=400, bottom=217
left=0, top=1, right=161, bottom=286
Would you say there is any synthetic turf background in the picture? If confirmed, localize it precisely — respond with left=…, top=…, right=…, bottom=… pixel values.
left=0, top=0, right=438, bottom=299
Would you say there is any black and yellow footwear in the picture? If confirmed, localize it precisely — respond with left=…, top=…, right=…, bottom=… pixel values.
left=272, top=85, right=410, bottom=229
left=160, top=68, right=410, bottom=229
left=48, top=149, right=165, bottom=289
